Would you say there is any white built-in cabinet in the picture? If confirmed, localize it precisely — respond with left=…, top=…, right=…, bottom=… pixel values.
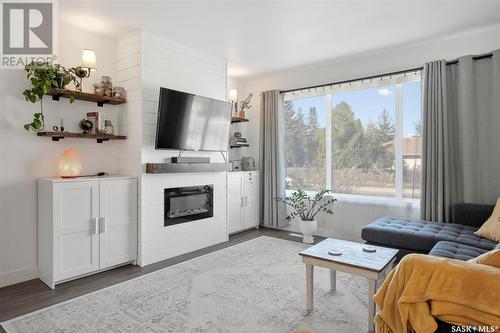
left=227, top=171, right=260, bottom=234
left=38, top=176, right=137, bottom=289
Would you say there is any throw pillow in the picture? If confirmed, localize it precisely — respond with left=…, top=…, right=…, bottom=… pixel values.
left=474, top=198, right=500, bottom=242
left=469, top=249, right=500, bottom=269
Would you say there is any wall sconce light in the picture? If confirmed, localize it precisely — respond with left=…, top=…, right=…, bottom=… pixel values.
left=229, top=89, right=238, bottom=116
left=57, top=149, right=82, bottom=178
left=75, top=49, right=96, bottom=91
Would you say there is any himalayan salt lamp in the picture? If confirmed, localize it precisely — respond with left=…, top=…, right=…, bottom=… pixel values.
left=57, top=149, right=82, bottom=178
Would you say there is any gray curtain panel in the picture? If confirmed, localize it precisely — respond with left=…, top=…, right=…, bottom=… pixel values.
left=453, top=50, right=500, bottom=204
left=260, top=90, right=287, bottom=227
left=421, top=60, right=461, bottom=222
left=421, top=50, right=500, bottom=222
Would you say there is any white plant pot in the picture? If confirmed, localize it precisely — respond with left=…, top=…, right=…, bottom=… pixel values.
left=299, top=219, right=317, bottom=244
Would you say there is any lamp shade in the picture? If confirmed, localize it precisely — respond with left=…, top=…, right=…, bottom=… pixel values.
left=58, top=149, right=82, bottom=178
left=228, top=89, right=238, bottom=102
left=81, top=49, right=96, bottom=70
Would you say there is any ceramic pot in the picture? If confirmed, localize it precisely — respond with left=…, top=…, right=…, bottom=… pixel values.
left=299, top=219, right=317, bottom=244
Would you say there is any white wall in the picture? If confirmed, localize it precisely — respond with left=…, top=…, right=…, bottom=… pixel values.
left=0, top=23, right=122, bottom=287
left=117, top=31, right=228, bottom=266
left=237, top=25, right=500, bottom=241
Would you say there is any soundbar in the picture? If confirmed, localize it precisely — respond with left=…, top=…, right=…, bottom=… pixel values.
left=145, top=163, right=231, bottom=174
left=171, top=156, right=210, bottom=163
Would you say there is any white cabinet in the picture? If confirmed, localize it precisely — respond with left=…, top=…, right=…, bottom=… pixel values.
left=38, top=177, right=137, bottom=289
left=227, top=171, right=260, bottom=234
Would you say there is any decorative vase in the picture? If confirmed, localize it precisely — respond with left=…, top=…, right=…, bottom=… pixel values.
left=104, top=120, right=114, bottom=135
left=299, top=219, right=317, bottom=244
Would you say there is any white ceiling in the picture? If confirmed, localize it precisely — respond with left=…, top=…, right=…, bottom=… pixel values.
left=59, top=1, right=500, bottom=79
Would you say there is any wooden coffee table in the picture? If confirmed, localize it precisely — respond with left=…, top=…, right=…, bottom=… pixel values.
left=299, top=238, right=398, bottom=333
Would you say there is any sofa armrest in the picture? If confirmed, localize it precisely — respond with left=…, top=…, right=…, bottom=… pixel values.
left=452, top=203, right=494, bottom=228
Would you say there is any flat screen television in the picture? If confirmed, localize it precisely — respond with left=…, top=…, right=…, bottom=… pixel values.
left=155, top=87, right=231, bottom=151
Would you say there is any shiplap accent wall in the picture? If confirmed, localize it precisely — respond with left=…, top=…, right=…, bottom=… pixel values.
left=117, top=31, right=142, bottom=177
left=140, top=31, right=227, bottom=163
left=117, top=31, right=228, bottom=266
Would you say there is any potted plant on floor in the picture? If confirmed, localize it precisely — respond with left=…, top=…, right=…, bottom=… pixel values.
left=276, top=189, right=336, bottom=244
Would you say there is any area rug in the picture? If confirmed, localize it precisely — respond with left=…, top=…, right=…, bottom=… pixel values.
left=1, top=236, right=368, bottom=333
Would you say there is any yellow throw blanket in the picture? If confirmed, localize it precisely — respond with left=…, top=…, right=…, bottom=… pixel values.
left=373, top=254, right=500, bottom=333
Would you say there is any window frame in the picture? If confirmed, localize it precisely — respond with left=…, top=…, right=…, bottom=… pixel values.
left=284, top=73, right=422, bottom=207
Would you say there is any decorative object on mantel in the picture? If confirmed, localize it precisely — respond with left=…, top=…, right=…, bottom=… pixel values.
left=22, top=62, right=80, bottom=132
left=79, top=119, right=93, bottom=134
left=241, top=156, right=256, bottom=171
left=229, top=132, right=249, bottom=148
left=74, top=49, right=96, bottom=91
left=52, top=118, right=65, bottom=132
left=238, top=93, right=253, bottom=119
left=228, top=89, right=238, bottom=116
left=231, top=160, right=242, bottom=171
left=276, top=189, right=337, bottom=243
left=113, top=86, right=126, bottom=99
left=57, top=149, right=82, bottom=178
left=101, top=75, right=113, bottom=96
left=104, top=120, right=114, bottom=135
left=93, top=83, right=104, bottom=95
left=86, top=112, right=100, bottom=134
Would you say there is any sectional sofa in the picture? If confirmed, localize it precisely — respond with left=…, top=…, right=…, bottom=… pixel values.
left=361, top=203, right=498, bottom=261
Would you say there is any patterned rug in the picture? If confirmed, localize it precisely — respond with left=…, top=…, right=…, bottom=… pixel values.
left=1, top=236, right=368, bottom=333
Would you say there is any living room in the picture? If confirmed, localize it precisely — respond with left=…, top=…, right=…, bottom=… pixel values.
left=1, top=1, right=499, bottom=332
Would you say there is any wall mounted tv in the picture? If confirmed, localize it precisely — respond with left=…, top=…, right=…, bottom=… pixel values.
left=155, top=87, right=231, bottom=151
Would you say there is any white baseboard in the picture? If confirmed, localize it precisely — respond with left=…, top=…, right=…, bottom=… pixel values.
left=0, top=266, right=38, bottom=288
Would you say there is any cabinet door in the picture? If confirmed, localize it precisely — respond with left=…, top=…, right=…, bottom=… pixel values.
left=244, top=172, right=260, bottom=228
left=246, top=172, right=260, bottom=204
left=99, top=179, right=137, bottom=269
left=227, top=173, right=244, bottom=233
left=53, top=181, right=100, bottom=281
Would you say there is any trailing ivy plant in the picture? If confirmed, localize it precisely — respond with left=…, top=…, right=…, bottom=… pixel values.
left=276, top=189, right=337, bottom=222
left=22, top=62, right=80, bottom=131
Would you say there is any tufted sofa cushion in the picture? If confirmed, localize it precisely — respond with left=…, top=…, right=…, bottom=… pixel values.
left=429, top=241, right=489, bottom=261
left=361, top=217, right=498, bottom=253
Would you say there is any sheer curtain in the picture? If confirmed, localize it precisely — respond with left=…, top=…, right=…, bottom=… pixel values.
left=260, top=90, right=287, bottom=227
left=421, top=50, right=500, bottom=222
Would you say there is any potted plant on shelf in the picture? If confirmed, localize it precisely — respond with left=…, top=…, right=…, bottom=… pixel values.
left=22, top=62, right=80, bottom=132
left=276, top=189, right=336, bottom=244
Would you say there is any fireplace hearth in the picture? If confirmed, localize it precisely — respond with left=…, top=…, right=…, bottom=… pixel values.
left=164, top=185, right=213, bottom=226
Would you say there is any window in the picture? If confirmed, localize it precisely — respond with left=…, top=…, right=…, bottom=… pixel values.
left=284, top=73, right=421, bottom=201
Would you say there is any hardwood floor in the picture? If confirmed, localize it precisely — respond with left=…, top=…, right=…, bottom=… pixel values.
left=0, top=227, right=325, bottom=330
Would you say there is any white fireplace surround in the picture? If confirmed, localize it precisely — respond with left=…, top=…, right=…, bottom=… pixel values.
left=140, top=173, right=228, bottom=266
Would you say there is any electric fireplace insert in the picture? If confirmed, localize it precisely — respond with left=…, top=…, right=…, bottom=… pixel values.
left=164, top=185, right=213, bottom=226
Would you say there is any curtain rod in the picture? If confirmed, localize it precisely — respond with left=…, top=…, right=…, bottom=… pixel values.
left=280, top=53, right=493, bottom=94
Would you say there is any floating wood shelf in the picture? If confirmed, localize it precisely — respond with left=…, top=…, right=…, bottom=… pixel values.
left=230, top=144, right=250, bottom=148
left=38, top=131, right=127, bottom=143
left=231, top=117, right=249, bottom=124
left=46, top=88, right=126, bottom=107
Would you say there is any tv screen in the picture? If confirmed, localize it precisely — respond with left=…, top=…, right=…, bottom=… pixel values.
left=155, top=87, right=231, bottom=151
